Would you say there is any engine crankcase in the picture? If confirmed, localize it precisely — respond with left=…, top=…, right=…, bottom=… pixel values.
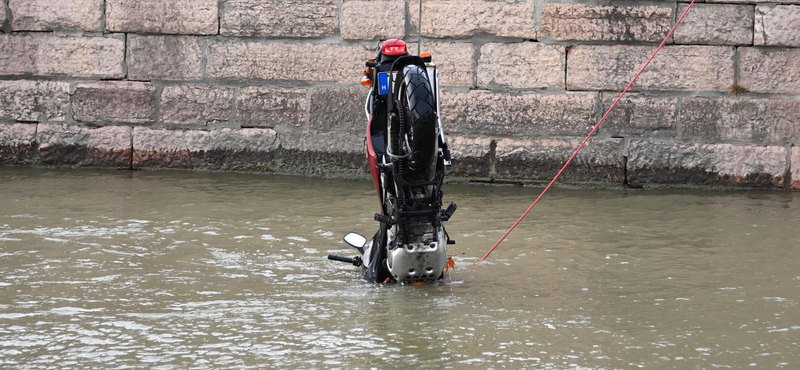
left=386, top=224, right=447, bottom=282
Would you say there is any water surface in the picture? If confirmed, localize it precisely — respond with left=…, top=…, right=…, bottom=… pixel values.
left=0, top=168, right=798, bottom=368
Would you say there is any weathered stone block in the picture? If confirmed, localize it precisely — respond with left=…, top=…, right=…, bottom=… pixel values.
left=448, top=136, right=492, bottom=178
left=567, top=45, right=735, bottom=92
left=161, top=85, right=235, bottom=126
left=133, top=127, right=279, bottom=170
left=221, top=0, right=336, bottom=38
left=106, top=0, right=218, bottom=35
left=627, top=140, right=787, bottom=188
left=440, top=91, right=597, bottom=137
left=133, top=128, right=191, bottom=168
left=10, top=0, right=103, bottom=31
left=37, top=123, right=132, bottom=168
left=0, top=34, right=125, bottom=78
left=681, top=97, right=800, bottom=144
left=342, top=0, right=405, bottom=40
left=188, top=128, right=279, bottom=170
left=673, top=4, right=753, bottom=45
left=207, top=41, right=373, bottom=83
left=0, top=81, right=70, bottom=122
left=277, top=127, right=362, bottom=153
left=308, top=88, right=364, bottom=133
left=478, top=42, right=565, bottom=89
left=237, top=87, right=307, bottom=128
left=738, top=48, right=800, bottom=94
left=0, top=123, right=37, bottom=165
left=792, top=147, right=800, bottom=190
left=188, top=128, right=278, bottom=153
left=707, top=0, right=800, bottom=4
left=599, top=94, right=676, bottom=138
left=755, top=5, right=800, bottom=47
left=274, top=126, right=366, bottom=178
left=73, top=82, right=156, bottom=124
left=407, top=42, right=475, bottom=87
left=127, top=35, right=203, bottom=81
left=540, top=3, right=672, bottom=42
left=495, top=137, right=624, bottom=183
left=409, top=0, right=536, bottom=39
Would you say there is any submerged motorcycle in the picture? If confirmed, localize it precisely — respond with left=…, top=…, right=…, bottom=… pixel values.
left=328, top=39, right=457, bottom=284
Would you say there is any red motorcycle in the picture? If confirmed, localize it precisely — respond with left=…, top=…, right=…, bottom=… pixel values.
left=329, top=39, right=457, bottom=284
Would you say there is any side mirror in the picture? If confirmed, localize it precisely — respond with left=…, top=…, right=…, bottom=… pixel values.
left=343, top=232, right=367, bottom=254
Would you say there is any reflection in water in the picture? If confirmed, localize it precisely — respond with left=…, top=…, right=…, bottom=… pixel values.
left=0, top=168, right=798, bottom=368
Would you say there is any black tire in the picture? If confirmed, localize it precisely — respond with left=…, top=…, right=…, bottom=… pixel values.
left=400, top=65, right=437, bottom=180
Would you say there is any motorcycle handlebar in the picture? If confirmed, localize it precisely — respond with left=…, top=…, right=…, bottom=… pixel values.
left=328, top=255, right=355, bottom=263
left=328, top=254, right=363, bottom=267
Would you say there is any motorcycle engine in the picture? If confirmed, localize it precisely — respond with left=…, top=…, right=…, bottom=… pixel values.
left=386, top=223, right=448, bottom=283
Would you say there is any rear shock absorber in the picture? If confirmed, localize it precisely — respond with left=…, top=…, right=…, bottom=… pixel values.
left=394, top=82, right=408, bottom=224
left=395, top=87, right=406, bottom=185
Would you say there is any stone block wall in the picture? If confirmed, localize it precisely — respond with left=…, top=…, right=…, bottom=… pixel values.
left=0, top=0, right=799, bottom=189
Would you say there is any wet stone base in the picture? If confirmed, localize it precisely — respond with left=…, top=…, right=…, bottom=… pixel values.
left=447, top=136, right=492, bottom=179
left=39, top=144, right=132, bottom=169
left=629, top=167, right=786, bottom=189
left=131, top=148, right=365, bottom=177
left=268, top=150, right=366, bottom=178
left=0, top=123, right=797, bottom=190
left=190, top=150, right=276, bottom=172
left=627, top=140, right=788, bottom=189
left=0, top=143, right=35, bottom=165
left=793, top=148, right=800, bottom=191
left=0, top=124, right=36, bottom=165
left=494, top=138, right=624, bottom=184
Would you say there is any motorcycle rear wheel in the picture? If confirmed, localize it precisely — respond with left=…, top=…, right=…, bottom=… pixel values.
left=398, top=65, right=437, bottom=181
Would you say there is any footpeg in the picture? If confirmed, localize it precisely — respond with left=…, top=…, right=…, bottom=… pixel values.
left=374, top=213, right=393, bottom=224
left=442, top=147, right=452, bottom=167
left=442, top=202, right=457, bottom=221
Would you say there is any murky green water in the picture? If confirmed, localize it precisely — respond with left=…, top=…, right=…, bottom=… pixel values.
left=0, top=167, right=798, bottom=369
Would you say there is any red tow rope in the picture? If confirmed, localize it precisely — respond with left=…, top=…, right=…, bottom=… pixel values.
left=478, top=0, right=697, bottom=263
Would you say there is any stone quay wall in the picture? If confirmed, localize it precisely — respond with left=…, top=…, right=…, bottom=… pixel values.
left=1, top=0, right=799, bottom=190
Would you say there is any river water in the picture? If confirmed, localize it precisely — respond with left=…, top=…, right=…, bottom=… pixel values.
left=0, top=168, right=798, bottom=369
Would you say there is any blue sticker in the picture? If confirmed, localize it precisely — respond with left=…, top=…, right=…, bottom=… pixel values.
left=378, top=73, right=389, bottom=95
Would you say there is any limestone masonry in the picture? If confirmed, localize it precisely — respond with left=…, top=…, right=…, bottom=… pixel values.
left=0, top=0, right=799, bottom=190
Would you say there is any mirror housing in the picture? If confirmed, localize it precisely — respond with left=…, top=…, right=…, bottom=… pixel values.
left=343, top=232, right=367, bottom=254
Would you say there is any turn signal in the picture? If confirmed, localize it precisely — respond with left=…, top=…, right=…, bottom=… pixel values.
left=445, top=256, right=455, bottom=272
left=420, top=51, right=432, bottom=62
left=360, top=71, right=372, bottom=86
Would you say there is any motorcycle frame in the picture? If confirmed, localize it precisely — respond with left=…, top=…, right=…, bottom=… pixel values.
left=330, top=41, right=457, bottom=283
left=364, top=55, right=449, bottom=213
